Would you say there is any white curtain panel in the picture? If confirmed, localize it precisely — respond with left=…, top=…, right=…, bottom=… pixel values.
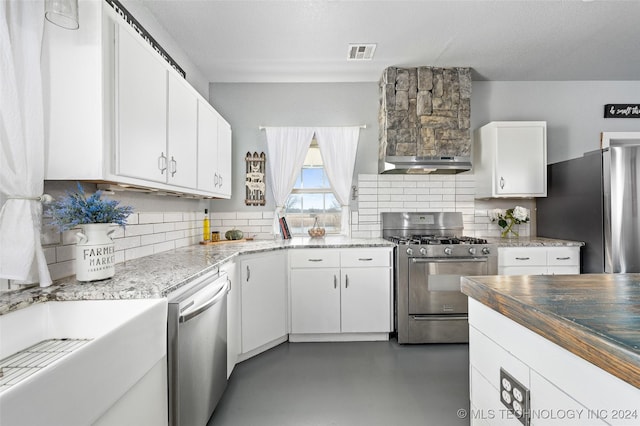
left=315, top=127, right=360, bottom=235
left=264, top=127, right=315, bottom=235
left=0, top=1, right=52, bottom=286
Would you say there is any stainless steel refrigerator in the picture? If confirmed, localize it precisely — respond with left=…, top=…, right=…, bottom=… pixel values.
left=538, top=132, right=640, bottom=273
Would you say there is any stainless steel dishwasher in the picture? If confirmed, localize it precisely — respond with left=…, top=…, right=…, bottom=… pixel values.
left=167, top=271, right=230, bottom=426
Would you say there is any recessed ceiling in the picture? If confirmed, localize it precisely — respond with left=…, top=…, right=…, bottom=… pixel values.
left=138, top=0, right=640, bottom=83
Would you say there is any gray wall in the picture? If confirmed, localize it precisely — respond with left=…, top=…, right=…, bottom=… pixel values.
left=471, top=81, right=640, bottom=164
left=209, top=82, right=379, bottom=212
left=210, top=80, right=640, bottom=212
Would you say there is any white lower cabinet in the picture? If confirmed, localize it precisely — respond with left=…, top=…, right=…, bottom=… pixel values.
left=239, top=251, right=287, bottom=358
left=221, top=260, right=239, bottom=379
left=289, top=248, right=392, bottom=341
left=498, top=246, right=580, bottom=275
left=469, top=299, right=637, bottom=426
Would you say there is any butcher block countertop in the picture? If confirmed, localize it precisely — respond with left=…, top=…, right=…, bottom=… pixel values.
left=461, top=273, right=640, bottom=389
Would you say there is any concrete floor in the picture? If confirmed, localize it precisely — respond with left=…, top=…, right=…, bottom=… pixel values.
left=208, top=339, right=470, bottom=426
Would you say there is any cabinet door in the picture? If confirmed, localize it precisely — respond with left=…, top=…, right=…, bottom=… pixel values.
left=240, top=252, right=287, bottom=354
left=196, top=101, right=219, bottom=193
left=221, top=261, right=239, bottom=379
left=217, top=117, right=232, bottom=198
left=495, top=124, right=546, bottom=196
left=167, top=73, right=197, bottom=188
left=115, top=26, right=167, bottom=182
left=341, top=268, right=392, bottom=333
left=290, top=268, right=341, bottom=334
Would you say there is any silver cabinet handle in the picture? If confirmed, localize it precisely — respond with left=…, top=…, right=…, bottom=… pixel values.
left=214, top=173, right=219, bottom=187
left=345, top=274, right=349, bottom=288
left=308, top=258, right=324, bottom=262
left=334, top=275, right=337, bottom=289
left=556, top=256, right=571, bottom=260
left=246, top=265, right=250, bottom=282
left=158, top=152, right=167, bottom=174
left=170, top=156, right=177, bottom=177
left=358, top=258, right=373, bottom=261
left=218, top=174, right=223, bottom=188
left=499, top=176, right=505, bottom=189
left=515, top=257, right=530, bottom=260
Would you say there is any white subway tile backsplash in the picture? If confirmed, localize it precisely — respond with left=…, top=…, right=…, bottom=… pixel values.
left=163, top=212, right=183, bottom=222
left=45, top=210, right=204, bottom=281
left=138, top=212, right=164, bottom=224
left=55, top=245, right=75, bottom=262
left=125, top=224, right=155, bottom=237
left=154, top=241, right=175, bottom=254
left=48, top=260, right=74, bottom=281
left=212, top=212, right=237, bottom=220
left=141, top=233, right=166, bottom=246
left=391, top=181, right=416, bottom=188
left=153, top=222, right=175, bottom=233
left=125, top=245, right=155, bottom=262
left=237, top=212, right=263, bottom=219
left=115, top=236, right=141, bottom=251
left=222, top=219, right=249, bottom=227
left=43, top=247, right=56, bottom=264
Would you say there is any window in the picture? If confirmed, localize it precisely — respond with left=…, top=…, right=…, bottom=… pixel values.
left=284, top=139, right=342, bottom=235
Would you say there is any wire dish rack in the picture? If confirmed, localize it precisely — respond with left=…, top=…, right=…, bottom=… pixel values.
left=0, top=338, right=92, bottom=394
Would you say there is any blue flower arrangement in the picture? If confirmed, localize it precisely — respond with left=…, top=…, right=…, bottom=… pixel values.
left=47, top=183, right=134, bottom=231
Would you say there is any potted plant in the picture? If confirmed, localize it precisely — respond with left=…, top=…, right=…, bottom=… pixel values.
left=47, top=183, right=133, bottom=281
left=490, top=206, right=530, bottom=238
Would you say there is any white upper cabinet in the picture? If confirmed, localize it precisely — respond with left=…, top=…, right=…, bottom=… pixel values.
left=196, top=101, right=219, bottom=193
left=44, top=2, right=231, bottom=198
left=166, top=73, right=198, bottom=188
left=196, top=102, right=232, bottom=198
left=115, top=25, right=167, bottom=183
left=474, top=121, right=547, bottom=198
left=216, top=118, right=232, bottom=198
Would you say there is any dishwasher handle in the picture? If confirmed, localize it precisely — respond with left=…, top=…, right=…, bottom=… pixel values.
left=179, top=278, right=230, bottom=323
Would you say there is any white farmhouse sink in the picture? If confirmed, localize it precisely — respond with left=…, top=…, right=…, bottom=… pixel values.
left=0, top=299, right=167, bottom=426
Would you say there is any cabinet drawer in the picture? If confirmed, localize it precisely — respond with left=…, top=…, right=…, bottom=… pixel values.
left=340, top=249, right=391, bottom=268
left=498, top=247, right=546, bottom=266
left=289, top=249, right=340, bottom=268
left=546, top=247, right=579, bottom=266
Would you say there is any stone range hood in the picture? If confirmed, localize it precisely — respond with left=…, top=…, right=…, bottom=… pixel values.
left=378, top=66, right=472, bottom=174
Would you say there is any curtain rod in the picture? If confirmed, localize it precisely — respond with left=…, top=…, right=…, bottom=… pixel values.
left=258, top=125, right=367, bottom=130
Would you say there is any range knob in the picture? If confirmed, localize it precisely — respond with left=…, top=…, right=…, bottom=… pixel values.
left=444, top=247, right=453, bottom=255
left=482, top=246, right=491, bottom=255
left=419, top=247, right=427, bottom=256
left=468, top=247, right=477, bottom=255
left=406, top=247, right=414, bottom=256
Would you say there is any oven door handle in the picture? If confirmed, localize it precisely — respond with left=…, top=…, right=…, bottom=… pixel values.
left=411, top=257, right=488, bottom=263
left=411, top=315, right=468, bottom=321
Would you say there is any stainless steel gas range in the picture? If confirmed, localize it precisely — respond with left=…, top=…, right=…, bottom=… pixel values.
left=382, top=212, right=497, bottom=344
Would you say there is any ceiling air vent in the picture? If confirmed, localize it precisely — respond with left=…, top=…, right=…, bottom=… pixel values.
left=347, top=43, right=377, bottom=61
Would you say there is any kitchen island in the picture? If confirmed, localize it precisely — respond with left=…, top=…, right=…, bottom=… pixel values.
left=461, top=274, right=639, bottom=425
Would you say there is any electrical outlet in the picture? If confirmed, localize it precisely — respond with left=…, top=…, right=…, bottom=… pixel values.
left=500, top=368, right=530, bottom=426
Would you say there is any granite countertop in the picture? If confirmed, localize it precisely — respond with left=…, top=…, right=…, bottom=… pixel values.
left=486, top=236, right=585, bottom=247
left=461, top=273, right=640, bottom=389
left=0, top=237, right=393, bottom=316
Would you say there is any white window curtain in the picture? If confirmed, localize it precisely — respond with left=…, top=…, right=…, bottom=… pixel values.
left=264, top=127, right=315, bottom=235
left=0, top=1, right=53, bottom=286
left=315, top=127, right=360, bottom=236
